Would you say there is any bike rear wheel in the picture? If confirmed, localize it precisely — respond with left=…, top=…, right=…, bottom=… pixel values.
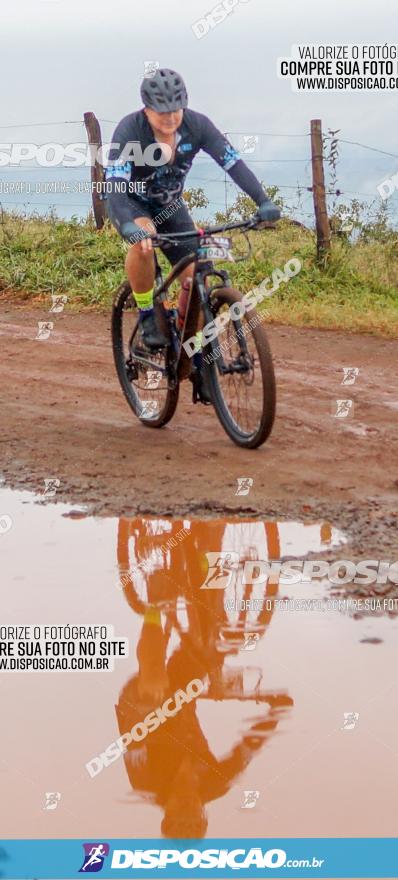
left=204, top=288, right=276, bottom=448
left=112, top=281, right=179, bottom=428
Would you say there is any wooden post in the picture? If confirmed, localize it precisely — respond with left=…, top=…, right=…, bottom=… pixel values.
left=310, top=119, right=330, bottom=260
left=83, top=112, right=105, bottom=229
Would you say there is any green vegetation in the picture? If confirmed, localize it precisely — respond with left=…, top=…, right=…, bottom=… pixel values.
left=0, top=187, right=397, bottom=336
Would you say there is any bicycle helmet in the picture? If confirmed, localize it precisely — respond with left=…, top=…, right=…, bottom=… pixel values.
left=141, top=68, right=188, bottom=112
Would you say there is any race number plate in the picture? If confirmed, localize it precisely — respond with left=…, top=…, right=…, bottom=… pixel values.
left=198, top=235, right=233, bottom=261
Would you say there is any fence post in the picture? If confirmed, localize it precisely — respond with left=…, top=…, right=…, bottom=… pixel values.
left=310, top=119, right=330, bottom=261
left=83, top=112, right=105, bottom=230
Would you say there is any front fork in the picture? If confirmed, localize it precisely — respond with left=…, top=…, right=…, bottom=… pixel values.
left=198, top=270, right=252, bottom=374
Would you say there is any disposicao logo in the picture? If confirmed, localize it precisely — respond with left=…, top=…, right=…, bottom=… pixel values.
left=107, top=847, right=324, bottom=870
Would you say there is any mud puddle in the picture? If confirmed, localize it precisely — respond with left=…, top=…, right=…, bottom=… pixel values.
left=1, top=488, right=397, bottom=842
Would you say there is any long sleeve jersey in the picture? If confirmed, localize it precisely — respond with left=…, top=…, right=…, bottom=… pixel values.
left=105, top=108, right=266, bottom=229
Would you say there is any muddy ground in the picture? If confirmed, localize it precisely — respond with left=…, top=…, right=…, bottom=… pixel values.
left=1, top=302, right=397, bottom=558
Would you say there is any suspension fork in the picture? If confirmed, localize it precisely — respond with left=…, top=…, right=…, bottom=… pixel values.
left=198, top=271, right=252, bottom=373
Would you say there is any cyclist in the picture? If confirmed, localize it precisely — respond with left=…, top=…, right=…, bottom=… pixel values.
left=105, top=68, right=280, bottom=398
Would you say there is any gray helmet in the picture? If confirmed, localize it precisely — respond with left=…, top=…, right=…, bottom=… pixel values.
left=141, top=68, right=188, bottom=112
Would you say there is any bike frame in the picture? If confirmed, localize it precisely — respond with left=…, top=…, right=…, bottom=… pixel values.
left=130, top=216, right=264, bottom=378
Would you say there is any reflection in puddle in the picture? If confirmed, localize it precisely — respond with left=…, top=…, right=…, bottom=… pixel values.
left=1, top=488, right=398, bottom=841
left=114, top=517, right=341, bottom=838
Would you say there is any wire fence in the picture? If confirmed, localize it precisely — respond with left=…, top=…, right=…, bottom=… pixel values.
left=0, top=119, right=397, bottom=227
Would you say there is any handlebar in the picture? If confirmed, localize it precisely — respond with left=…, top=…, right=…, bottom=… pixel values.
left=120, top=213, right=278, bottom=248
left=149, top=214, right=275, bottom=246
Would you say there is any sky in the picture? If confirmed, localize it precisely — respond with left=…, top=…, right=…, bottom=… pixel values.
left=1, top=0, right=397, bottom=218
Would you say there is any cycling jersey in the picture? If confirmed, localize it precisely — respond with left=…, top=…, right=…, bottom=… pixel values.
left=105, top=108, right=267, bottom=232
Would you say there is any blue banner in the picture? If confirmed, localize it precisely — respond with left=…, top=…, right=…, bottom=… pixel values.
left=0, top=838, right=398, bottom=878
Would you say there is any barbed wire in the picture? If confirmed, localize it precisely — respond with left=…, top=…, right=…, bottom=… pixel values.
left=0, top=198, right=316, bottom=216
left=225, top=130, right=309, bottom=138
left=0, top=120, right=397, bottom=161
left=0, top=179, right=377, bottom=203
left=0, top=200, right=93, bottom=209
left=0, top=121, right=85, bottom=129
left=1, top=120, right=397, bottom=221
left=0, top=119, right=118, bottom=129
left=0, top=194, right=384, bottom=212
left=323, top=135, right=398, bottom=160
left=0, top=158, right=311, bottom=170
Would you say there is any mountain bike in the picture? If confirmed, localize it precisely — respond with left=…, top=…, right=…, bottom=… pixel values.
left=112, top=215, right=276, bottom=449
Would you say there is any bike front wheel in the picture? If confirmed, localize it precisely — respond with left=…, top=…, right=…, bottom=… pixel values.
left=203, top=288, right=276, bottom=449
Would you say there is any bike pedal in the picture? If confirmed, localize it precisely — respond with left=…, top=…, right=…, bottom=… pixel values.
left=190, top=373, right=212, bottom=406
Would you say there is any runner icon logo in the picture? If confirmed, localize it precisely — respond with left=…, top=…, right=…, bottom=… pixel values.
left=241, top=790, right=260, bottom=808
left=79, top=843, right=110, bottom=873
left=44, top=791, right=61, bottom=810
left=235, top=477, right=254, bottom=496
left=200, top=551, right=239, bottom=589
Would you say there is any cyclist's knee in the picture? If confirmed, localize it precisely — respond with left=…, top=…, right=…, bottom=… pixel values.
left=124, top=244, right=153, bottom=268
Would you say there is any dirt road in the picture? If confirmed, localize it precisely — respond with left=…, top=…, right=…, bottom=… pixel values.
left=1, top=303, right=397, bottom=555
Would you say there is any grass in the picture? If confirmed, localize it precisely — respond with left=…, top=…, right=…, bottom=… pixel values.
left=1, top=210, right=398, bottom=336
